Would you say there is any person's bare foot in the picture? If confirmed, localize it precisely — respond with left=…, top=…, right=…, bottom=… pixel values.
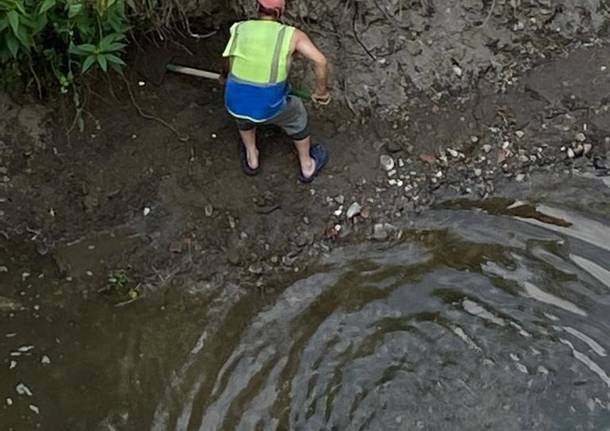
left=300, top=157, right=316, bottom=179
left=246, top=147, right=260, bottom=170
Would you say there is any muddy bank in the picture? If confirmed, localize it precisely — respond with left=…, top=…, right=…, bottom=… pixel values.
left=0, top=1, right=610, bottom=301
left=225, top=0, right=610, bottom=113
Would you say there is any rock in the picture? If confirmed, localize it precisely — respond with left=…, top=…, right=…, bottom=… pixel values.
left=296, top=231, right=314, bottom=248
left=373, top=223, right=396, bottom=241
left=482, top=144, right=492, bottom=153
left=248, top=263, right=264, bottom=275
left=386, top=141, right=403, bottom=153
left=447, top=148, right=459, bottom=158
left=567, top=148, right=576, bottom=159
left=419, top=154, right=436, bottom=164
left=515, top=130, right=525, bottom=138
left=575, top=132, right=586, bottom=142
left=380, top=155, right=395, bottom=172
left=346, top=202, right=362, bottom=219
left=516, top=173, right=526, bottom=182
left=204, top=204, right=213, bottom=217
left=334, top=195, right=345, bottom=205
left=583, top=143, right=593, bottom=156
left=573, top=145, right=584, bottom=157
left=169, top=241, right=183, bottom=253
left=474, top=168, right=482, bottom=177
left=82, top=195, right=99, bottom=212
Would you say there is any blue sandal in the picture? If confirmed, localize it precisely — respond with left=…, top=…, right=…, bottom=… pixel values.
left=298, top=143, right=329, bottom=184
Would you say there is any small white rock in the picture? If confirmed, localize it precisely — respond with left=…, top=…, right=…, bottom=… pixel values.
left=346, top=202, right=362, bottom=219
left=379, top=155, right=395, bottom=172
left=575, top=132, right=586, bottom=142
left=29, top=404, right=40, bottom=414
left=567, top=148, right=576, bottom=159
left=515, top=130, right=525, bottom=138
left=6, top=398, right=13, bottom=406
left=16, top=383, right=32, bottom=396
left=447, top=148, right=459, bottom=158
left=138, top=81, right=146, bottom=87
left=41, top=355, right=51, bottom=365
left=143, top=207, right=151, bottom=216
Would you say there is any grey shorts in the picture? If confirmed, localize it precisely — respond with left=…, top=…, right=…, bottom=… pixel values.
left=235, top=96, right=310, bottom=140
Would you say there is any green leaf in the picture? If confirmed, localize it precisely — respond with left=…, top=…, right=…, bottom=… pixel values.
left=0, top=17, right=8, bottom=32
left=97, top=54, right=107, bottom=72
left=98, top=33, right=116, bottom=51
left=68, top=3, right=82, bottom=18
left=7, top=10, right=19, bottom=35
left=70, top=43, right=96, bottom=55
left=82, top=54, right=96, bottom=72
left=106, top=42, right=126, bottom=52
left=105, top=53, right=125, bottom=65
left=5, top=32, right=19, bottom=58
left=15, top=23, right=31, bottom=49
left=39, top=0, right=55, bottom=14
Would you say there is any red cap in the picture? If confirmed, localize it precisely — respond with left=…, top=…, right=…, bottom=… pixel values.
left=257, top=0, right=285, bottom=13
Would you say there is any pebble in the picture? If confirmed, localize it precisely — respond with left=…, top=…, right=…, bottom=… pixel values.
left=516, top=173, right=526, bottom=182
left=334, top=195, right=345, bottom=205
left=583, top=143, right=593, bottom=156
left=204, top=204, right=213, bottom=217
left=515, top=130, right=525, bottom=138
left=474, top=168, right=482, bottom=177
left=447, top=148, right=459, bottom=158
left=143, top=207, right=151, bottom=216
left=379, top=155, right=395, bottom=172
left=482, top=144, right=492, bottom=153
left=567, top=148, right=576, bottom=159
left=41, top=355, right=51, bottom=365
left=6, top=397, right=13, bottom=406
left=575, top=133, right=586, bottom=142
left=16, top=383, right=32, bottom=396
left=333, top=205, right=344, bottom=217
left=29, top=404, right=40, bottom=414
left=346, top=202, right=362, bottom=219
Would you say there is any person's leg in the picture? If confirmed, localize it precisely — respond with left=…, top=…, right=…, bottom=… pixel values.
left=239, top=128, right=259, bottom=170
left=235, top=118, right=259, bottom=170
left=269, top=97, right=318, bottom=178
left=293, top=136, right=315, bottom=178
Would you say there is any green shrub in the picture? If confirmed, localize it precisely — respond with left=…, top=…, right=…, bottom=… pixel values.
left=0, top=0, right=129, bottom=95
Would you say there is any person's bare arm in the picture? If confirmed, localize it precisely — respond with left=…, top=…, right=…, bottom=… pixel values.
left=293, top=29, right=330, bottom=102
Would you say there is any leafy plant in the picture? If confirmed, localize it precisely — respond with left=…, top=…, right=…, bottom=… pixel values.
left=107, top=269, right=139, bottom=300
left=0, top=0, right=130, bottom=98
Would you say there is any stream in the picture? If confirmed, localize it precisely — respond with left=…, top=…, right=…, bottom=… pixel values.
left=2, top=174, right=610, bottom=430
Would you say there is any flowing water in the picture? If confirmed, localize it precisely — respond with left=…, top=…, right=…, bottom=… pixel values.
left=2, top=174, right=610, bottom=430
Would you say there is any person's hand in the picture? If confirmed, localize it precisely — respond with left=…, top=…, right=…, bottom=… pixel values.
left=312, top=90, right=331, bottom=105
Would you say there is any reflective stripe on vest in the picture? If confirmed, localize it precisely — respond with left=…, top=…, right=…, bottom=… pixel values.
left=223, top=20, right=296, bottom=85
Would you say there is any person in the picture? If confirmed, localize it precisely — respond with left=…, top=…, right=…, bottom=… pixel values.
left=222, top=0, right=331, bottom=183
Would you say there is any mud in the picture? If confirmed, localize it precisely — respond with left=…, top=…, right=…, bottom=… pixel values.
left=1, top=2, right=610, bottom=428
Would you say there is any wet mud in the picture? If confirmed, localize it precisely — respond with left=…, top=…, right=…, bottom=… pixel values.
left=1, top=1, right=610, bottom=429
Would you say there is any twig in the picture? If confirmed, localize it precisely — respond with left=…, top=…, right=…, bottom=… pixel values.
left=120, top=74, right=189, bottom=142
left=480, top=0, right=497, bottom=28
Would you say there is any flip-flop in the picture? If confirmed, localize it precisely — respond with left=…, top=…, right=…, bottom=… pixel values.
left=239, top=141, right=260, bottom=176
left=298, top=143, right=329, bottom=184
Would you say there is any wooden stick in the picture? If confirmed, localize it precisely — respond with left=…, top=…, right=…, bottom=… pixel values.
left=166, top=64, right=221, bottom=80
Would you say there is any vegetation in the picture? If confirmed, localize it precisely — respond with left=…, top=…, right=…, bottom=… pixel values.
left=0, top=0, right=192, bottom=129
left=0, top=0, right=130, bottom=95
